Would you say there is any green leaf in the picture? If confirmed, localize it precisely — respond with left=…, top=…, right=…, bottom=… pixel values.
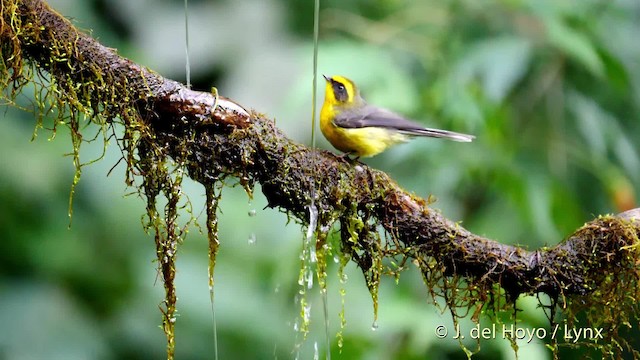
left=545, top=18, right=604, bottom=77
left=599, top=48, right=631, bottom=93
left=568, top=91, right=607, bottom=156
left=457, top=36, right=533, bottom=102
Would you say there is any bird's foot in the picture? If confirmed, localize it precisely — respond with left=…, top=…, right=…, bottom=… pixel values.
left=336, top=152, right=363, bottom=164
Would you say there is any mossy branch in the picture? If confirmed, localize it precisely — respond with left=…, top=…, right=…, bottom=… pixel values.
left=2, top=0, right=639, bottom=359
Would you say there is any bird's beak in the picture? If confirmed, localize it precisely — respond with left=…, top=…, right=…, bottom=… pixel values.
left=322, top=74, right=330, bottom=82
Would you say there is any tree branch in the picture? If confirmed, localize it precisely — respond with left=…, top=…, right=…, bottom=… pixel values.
left=3, top=0, right=639, bottom=358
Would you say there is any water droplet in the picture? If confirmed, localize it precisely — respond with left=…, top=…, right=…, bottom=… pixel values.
left=371, top=321, right=379, bottom=331
left=248, top=233, right=256, bottom=245
left=333, top=255, right=340, bottom=263
left=306, top=204, right=318, bottom=240
left=248, top=209, right=256, bottom=217
left=313, top=341, right=319, bottom=360
left=340, top=273, right=348, bottom=284
left=303, top=304, right=312, bottom=322
left=306, top=269, right=314, bottom=289
left=310, top=246, right=317, bottom=263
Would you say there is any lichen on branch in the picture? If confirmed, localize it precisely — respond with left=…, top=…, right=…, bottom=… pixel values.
left=2, top=0, right=640, bottom=359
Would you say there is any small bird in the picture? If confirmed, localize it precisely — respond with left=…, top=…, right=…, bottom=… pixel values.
left=320, top=75, right=474, bottom=158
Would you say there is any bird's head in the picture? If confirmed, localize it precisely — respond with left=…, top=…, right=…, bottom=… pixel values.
left=323, top=75, right=360, bottom=106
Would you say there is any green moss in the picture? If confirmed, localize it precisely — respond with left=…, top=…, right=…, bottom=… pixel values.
left=559, top=216, right=640, bottom=358
left=1, top=3, right=188, bottom=357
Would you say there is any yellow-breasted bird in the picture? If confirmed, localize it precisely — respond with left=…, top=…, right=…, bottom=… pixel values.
left=320, top=75, right=475, bottom=158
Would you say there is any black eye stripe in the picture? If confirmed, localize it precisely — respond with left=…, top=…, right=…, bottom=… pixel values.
left=331, top=81, right=349, bottom=102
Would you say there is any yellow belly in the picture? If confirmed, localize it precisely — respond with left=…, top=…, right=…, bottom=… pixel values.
left=320, top=110, right=407, bottom=157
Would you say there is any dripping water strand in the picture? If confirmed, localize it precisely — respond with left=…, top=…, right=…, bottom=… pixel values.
left=321, top=287, right=330, bottom=359
left=310, top=0, right=320, bottom=153
left=306, top=0, right=320, bottom=245
left=208, top=242, right=219, bottom=360
left=311, top=0, right=333, bottom=359
left=184, top=0, right=191, bottom=89
left=210, top=287, right=218, bottom=360
left=248, top=201, right=257, bottom=244
left=306, top=205, right=318, bottom=265
left=205, top=185, right=221, bottom=360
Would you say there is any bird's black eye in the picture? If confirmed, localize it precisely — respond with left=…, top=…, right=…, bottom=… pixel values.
left=332, top=82, right=349, bottom=102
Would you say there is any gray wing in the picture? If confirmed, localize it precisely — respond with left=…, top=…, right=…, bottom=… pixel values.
left=333, top=105, right=475, bottom=142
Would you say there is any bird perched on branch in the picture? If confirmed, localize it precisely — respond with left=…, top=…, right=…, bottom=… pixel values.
left=320, top=75, right=474, bottom=158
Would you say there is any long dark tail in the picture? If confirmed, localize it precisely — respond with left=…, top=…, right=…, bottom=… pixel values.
left=400, top=127, right=475, bottom=142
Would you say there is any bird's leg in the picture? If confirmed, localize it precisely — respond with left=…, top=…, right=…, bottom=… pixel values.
left=350, top=155, right=365, bottom=166
left=335, top=151, right=355, bottom=163
left=336, top=151, right=366, bottom=164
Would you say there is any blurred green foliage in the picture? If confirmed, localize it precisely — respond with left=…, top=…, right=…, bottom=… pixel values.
left=1, top=0, right=639, bottom=359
